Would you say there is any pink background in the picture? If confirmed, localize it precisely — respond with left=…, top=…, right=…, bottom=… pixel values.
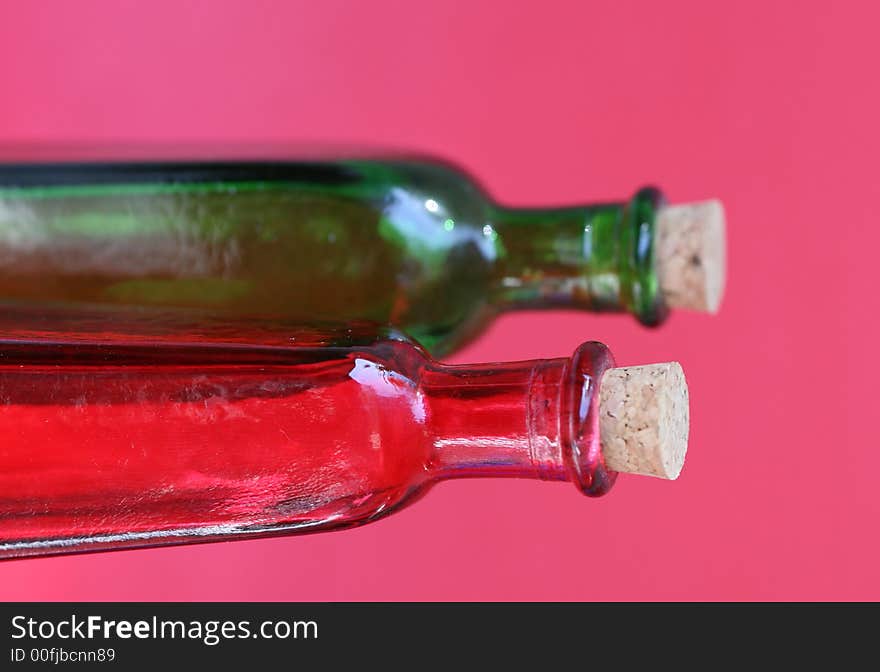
left=0, top=1, right=877, bottom=601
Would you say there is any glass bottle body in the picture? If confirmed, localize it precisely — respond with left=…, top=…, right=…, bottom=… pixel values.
left=0, top=160, right=665, bottom=354
left=0, top=321, right=615, bottom=559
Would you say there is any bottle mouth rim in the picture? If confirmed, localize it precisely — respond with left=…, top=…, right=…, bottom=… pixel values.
left=623, top=186, right=669, bottom=327
left=562, top=341, right=617, bottom=497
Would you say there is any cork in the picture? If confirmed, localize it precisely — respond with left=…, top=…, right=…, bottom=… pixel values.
left=598, top=362, right=689, bottom=480
left=656, top=200, right=726, bottom=314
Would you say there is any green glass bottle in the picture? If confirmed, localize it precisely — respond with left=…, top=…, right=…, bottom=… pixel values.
left=0, top=160, right=725, bottom=355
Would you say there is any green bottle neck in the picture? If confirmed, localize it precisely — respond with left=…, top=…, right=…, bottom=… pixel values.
left=487, top=187, right=668, bottom=325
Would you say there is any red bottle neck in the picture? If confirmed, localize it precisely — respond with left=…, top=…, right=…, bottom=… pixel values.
left=421, top=341, right=617, bottom=496
left=422, top=359, right=568, bottom=482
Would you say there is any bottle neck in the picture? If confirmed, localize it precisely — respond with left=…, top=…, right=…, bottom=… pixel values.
left=424, top=359, right=568, bottom=481
left=486, top=188, right=668, bottom=325
left=422, top=341, right=618, bottom=496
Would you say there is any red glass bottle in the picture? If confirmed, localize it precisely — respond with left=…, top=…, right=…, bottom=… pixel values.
left=0, top=314, right=687, bottom=559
